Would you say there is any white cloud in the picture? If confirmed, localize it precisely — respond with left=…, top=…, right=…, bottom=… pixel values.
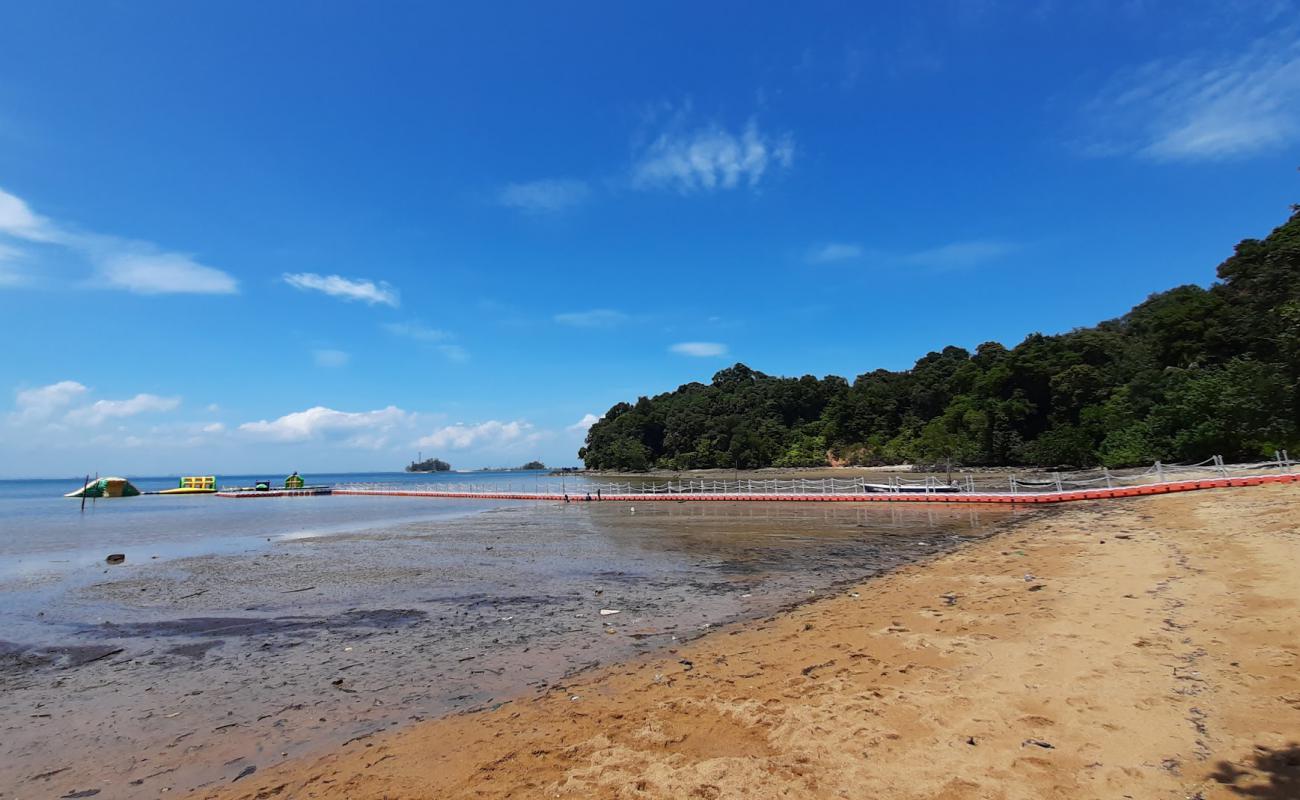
left=65, top=393, right=181, bottom=426
left=499, top=179, right=591, bottom=213
left=313, top=349, right=350, bottom=368
left=95, top=248, right=238, bottom=295
left=0, top=242, right=31, bottom=287
left=0, top=187, right=238, bottom=294
left=807, top=243, right=863, bottom=264
left=12, top=380, right=88, bottom=422
left=0, top=188, right=58, bottom=242
left=1081, top=31, right=1300, bottom=161
left=905, top=240, right=1019, bottom=270
left=632, top=118, right=794, bottom=193
left=417, top=419, right=540, bottom=450
left=383, top=322, right=466, bottom=361
left=239, top=405, right=412, bottom=445
left=567, top=413, right=602, bottom=433
left=283, top=272, right=399, bottom=307
left=669, top=341, right=729, bottom=357
left=202, top=422, right=225, bottom=433
left=437, top=344, right=470, bottom=362
left=554, top=309, right=629, bottom=327
left=383, top=321, right=450, bottom=342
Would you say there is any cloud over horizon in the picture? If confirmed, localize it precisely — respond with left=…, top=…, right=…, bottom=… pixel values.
left=417, top=419, right=545, bottom=451
left=238, top=405, right=412, bottom=446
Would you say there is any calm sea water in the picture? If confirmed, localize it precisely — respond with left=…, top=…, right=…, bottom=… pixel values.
left=0, top=470, right=573, bottom=581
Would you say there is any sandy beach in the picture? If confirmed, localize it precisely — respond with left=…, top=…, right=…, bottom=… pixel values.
left=196, top=484, right=1300, bottom=800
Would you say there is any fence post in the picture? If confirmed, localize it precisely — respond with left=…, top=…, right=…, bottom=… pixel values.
left=1053, top=472, right=1062, bottom=492
left=1009, top=475, right=1016, bottom=495
left=1103, top=467, right=1112, bottom=489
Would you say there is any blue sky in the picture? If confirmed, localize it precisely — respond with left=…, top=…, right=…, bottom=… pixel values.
left=2, top=1, right=1298, bottom=476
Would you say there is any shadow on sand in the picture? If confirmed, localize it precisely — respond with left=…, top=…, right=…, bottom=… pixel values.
left=1209, top=744, right=1300, bottom=798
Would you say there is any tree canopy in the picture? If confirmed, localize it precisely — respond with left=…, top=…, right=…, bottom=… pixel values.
left=580, top=209, right=1300, bottom=471
left=406, top=458, right=451, bottom=472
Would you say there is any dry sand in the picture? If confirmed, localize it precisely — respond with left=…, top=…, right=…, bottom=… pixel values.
left=200, top=485, right=1300, bottom=800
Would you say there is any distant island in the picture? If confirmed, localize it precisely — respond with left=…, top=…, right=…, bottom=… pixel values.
left=580, top=207, right=1300, bottom=472
left=468, top=461, right=548, bottom=472
left=406, top=458, right=451, bottom=473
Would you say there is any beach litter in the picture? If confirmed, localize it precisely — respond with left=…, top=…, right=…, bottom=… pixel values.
left=599, top=609, right=621, bottom=616
left=105, top=554, right=125, bottom=565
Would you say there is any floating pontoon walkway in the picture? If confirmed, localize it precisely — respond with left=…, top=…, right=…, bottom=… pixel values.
left=215, top=487, right=333, bottom=498
left=333, top=470, right=1300, bottom=506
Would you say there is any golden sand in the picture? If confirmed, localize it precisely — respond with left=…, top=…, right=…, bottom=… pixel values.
left=199, top=485, right=1300, bottom=799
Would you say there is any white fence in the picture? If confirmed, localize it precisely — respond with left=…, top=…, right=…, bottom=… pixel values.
left=337, top=452, right=1293, bottom=498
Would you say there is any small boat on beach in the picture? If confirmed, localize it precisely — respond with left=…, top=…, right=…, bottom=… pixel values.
left=860, top=482, right=962, bottom=494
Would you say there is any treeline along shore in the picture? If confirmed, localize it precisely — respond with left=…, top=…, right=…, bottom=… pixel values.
left=581, top=209, right=1300, bottom=472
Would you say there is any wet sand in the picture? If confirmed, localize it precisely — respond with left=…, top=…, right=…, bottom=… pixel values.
left=195, top=484, right=1300, bottom=800
left=0, top=500, right=1011, bottom=798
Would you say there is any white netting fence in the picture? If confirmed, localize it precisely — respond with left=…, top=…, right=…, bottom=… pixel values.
left=337, top=451, right=1293, bottom=497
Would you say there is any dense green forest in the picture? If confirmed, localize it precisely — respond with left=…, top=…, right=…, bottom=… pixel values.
left=580, top=209, right=1300, bottom=471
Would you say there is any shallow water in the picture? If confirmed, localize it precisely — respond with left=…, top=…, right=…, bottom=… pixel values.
left=0, top=487, right=1021, bottom=799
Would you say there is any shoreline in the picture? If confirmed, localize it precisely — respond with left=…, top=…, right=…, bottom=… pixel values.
left=199, top=484, right=1300, bottom=799
left=3, top=502, right=1010, bottom=798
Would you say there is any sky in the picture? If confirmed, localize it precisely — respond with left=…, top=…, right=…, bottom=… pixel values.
left=1, top=1, right=1299, bottom=477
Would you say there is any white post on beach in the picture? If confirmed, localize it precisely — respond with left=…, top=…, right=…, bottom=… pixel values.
left=1155, top=461, right=1164, bottom=483
left=1054, top=472, right=1062, bottom=492
left=1104, top=467, right=1112, bottom=489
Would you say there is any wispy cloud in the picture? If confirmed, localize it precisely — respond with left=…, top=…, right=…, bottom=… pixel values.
left=313, top=349, right=350, bottom=368
left=283, top=272, right=399, bottom=306
left=632, top=117, right=794, bottom=193
left=0, top=187, right=238, bottom=294
left=0, top=189, right=58, bottom=242
left=437, top=344, right=470, bottom=363
left=670, top=341, right=729, bottom=357
left=239, top=405, right=412, bottom=446
left=554, top=309, right=629, bottom=327
left=904, top=240, right=1020, bottom=270
left=10, top=380, right=88, bottom=423
left=499, top=179, right=591, bottom=213
left=1080, top=30, right=1300, bottom=161
left=382, top=321, right=467, bottom=361
left=383, top=321, right=450, bottom=342
left=0, top=242, right=29, bottom=286
left=567, top=413, right=601, bottom=433
left=807, top=242, right=863, bottom=264
left=417, top=419, right=543, bottom=450
left=95, top=247, right=238, bottom=295
left=65, top=393, right=181, bottom=426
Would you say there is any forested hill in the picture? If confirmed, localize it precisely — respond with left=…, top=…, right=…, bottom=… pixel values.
left=580, top=208, right=1300, bottom=471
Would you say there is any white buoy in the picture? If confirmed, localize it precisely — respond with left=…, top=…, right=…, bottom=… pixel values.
left=629, top=506, right=636, bottom=514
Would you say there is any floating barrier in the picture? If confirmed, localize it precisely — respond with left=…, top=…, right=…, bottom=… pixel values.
left=215, top=486, right=332, bottom=498
left=333, top=471, right=1300, bottom=506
